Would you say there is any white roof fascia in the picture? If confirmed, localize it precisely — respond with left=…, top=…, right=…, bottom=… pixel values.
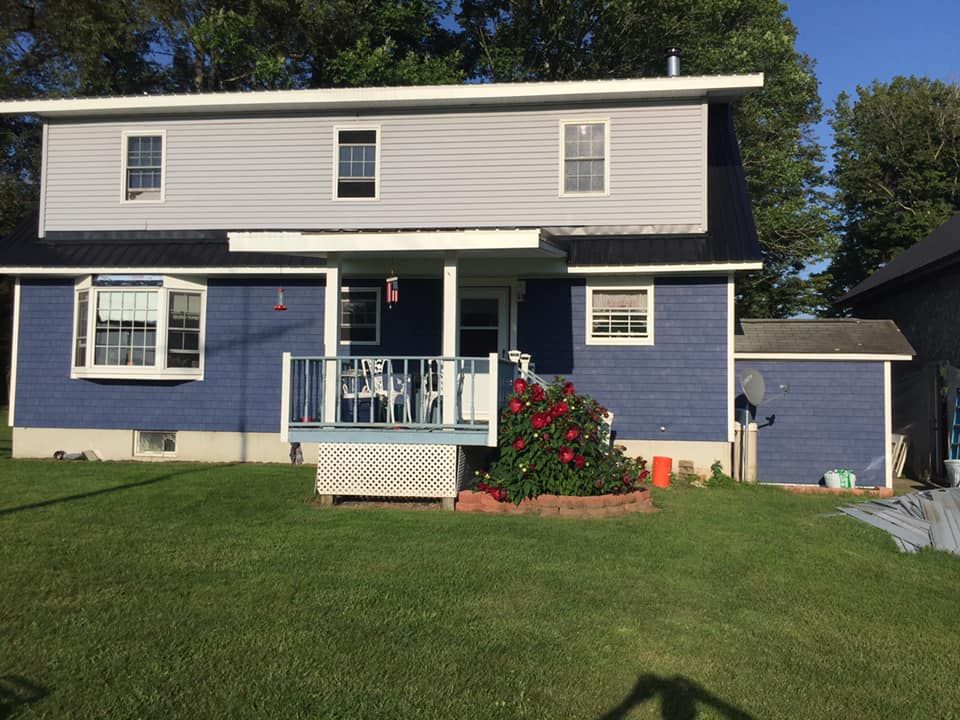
left=734, top=352, right=914, bottom=362
left=0, top=74, right=764, bottom=118
left=0, top=266, right=331, bottom=277
left=570, top=261, right=763, bottom=274
left=228, top=229, right=544, bottom=254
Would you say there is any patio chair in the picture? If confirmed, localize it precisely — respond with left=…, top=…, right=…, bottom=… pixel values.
left=368, top=358, right=413, bottom=423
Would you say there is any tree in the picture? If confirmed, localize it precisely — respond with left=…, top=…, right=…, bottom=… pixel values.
left=821, top=77, right=960, bottom=310
left=459, top=0, right=833, bottom=317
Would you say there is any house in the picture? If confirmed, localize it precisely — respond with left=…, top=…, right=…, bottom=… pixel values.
left=0, top=73, right=768, bottom=501
left=734, top=319, right=914, bottom=491
left=840, top=214, right=960, bottom=482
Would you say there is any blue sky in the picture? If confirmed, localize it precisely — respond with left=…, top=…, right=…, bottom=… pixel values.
left=785, top=0, right=960, bottom=161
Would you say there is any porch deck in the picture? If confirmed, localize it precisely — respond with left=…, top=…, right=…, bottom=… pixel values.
left=281, top=353, right=515, bottom=446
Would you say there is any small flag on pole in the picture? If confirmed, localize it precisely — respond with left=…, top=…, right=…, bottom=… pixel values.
left=386, top=276, right=399, bottom=308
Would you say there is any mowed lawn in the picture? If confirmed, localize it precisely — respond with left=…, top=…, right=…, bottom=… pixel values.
left=1, top=450, right=959, bottom=718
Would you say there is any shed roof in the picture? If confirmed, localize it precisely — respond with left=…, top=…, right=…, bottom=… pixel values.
left=841, top=214, right=960, bottom=304
left=735, top=319, right=914, bottom=358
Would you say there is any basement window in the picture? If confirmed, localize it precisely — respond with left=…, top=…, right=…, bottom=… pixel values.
left=136, top=430, right=177, bottom=457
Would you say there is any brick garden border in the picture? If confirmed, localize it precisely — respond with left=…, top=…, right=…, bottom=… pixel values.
left=456, top=488, right=654, bottom=518
left=776, top=485, right=894, bottom=498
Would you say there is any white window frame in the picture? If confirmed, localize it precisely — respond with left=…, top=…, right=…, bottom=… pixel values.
left=559, top=119, right=610, bottom=197
left=340, top=286, right=381, bottom=346
left=134, top=430, right=178, bottom=457
left=71, top=275, right=206, bottom=380
left=120, top=129, right=167, bottom=204
left=585, top=277, right=654, bottom=346
left=332, top=125, right=381, bottom=201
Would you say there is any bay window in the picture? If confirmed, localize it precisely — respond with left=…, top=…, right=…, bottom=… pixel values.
left=72, top=275, right=206, bottom=379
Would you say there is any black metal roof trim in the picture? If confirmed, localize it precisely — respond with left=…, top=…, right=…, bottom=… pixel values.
left=840, top=214, right=960, bottom=305
left=43, top=229, right=229, bottom=244
left=735, top=318, right=915, bottom=356
left=0, top=214, right=326, bottom=269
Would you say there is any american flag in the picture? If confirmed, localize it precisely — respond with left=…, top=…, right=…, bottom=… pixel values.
left=385, top=276, right=399, bottom=306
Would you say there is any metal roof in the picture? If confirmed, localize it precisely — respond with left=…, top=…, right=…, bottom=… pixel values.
left=735, top=318, right=915, bottom=357
left=841, top=214, right=960, bottom=304
left=0, top=74, right=764, bottom=119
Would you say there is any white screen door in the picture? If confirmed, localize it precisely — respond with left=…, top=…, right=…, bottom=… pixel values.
left=458, top=288, right=508, bottom=421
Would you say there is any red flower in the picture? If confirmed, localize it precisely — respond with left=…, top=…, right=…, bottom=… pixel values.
left=551, top=401, right=569, bottom=417
left=638, top=470, right=651, bottom=482
left=564, top=426, right=580, bottom=441
left=531, top=384, right=545, bottom=401
left=559, top=446, right=575, bottom=464
left=574, top=455, right=586, bottom=469
left=622, top=473, right=633, bottom=486
left=508, top=398, right=524, bottom=414
left=563, top=382, right=576, bottom=396
left=513, top=437, right=526, bottom=451
left=541, top=432, right=551, bottom=442
left=513, top=378, right=528, bottom=394
left=531, top=412, right=549, bottom=429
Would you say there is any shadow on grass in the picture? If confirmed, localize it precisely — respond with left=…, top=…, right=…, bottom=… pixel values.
left=0, top=675, right=48, bottom=720
left=0, top=464, right=238, bottom=518
left=598, top=674, right=754, bottom=720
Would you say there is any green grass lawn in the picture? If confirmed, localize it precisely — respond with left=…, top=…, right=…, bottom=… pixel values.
left=1, top=459, right=958, bottom=719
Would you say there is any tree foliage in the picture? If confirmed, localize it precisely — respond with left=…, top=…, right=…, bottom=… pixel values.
left=821, top=76, right=960, bottom=311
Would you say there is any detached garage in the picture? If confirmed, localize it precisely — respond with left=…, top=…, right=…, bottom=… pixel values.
left=734, top=319, right=914, bottom=491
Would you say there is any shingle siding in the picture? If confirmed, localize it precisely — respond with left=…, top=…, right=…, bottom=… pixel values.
left=15, top=278, right=324, bottom=433
left=42, top=103, right=705, bottom=233
left=734, top=360, right=886, bottom=487
left=518, top=276, right=729, bottom=441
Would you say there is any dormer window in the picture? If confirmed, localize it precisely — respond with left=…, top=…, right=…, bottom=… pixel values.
left=335, top=127, right=379, bottom=199
left=123, top=131, right=165, bottom=202
left=561, top=120, right=609, bottom=196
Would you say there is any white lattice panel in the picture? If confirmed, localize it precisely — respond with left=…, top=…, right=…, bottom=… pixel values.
left=316, top=443, right=460, bottom=498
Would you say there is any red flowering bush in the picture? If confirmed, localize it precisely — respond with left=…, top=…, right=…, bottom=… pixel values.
left=474, top=377, right=649, bottom=503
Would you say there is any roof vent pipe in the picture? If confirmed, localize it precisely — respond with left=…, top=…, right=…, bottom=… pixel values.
left=665, top=46, right=681, bottom=77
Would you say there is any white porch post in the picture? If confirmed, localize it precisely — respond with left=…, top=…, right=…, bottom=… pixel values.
left=323, top=258, right=341, bottom=424
left=442, top=253, right=459, bottom=426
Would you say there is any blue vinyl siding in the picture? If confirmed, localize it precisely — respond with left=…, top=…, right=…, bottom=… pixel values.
left=340, top=279, right=441, bottom=356
left=15, top=278, right=324, bottom=433
left=735, top=360, right=886, bottom=487
left=518, top=277, right=729, bottom=441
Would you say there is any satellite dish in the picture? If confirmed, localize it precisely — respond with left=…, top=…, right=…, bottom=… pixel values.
left=739, top=368, right=766, bottom=407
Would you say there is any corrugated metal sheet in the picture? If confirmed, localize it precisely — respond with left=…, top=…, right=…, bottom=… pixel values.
left=838, top=488, right=960, bottom=554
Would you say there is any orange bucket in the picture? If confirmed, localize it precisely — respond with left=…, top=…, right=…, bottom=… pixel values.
left=652, top=456, right=672, bottom=488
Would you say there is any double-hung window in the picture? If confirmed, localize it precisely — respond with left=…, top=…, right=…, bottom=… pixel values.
left=72, top=275, right=206, bottom=379
left=335, top=128, right=379, bottom=199
left=561, top=120, right=609, bottom=195
left=585, top=279, right=653, bottom=345
left=122, top=131, right=165, bottom=202
left=340, top=287, right=380, bottom=345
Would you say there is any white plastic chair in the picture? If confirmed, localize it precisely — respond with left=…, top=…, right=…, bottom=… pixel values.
left=367, top=358, right=412, bottom=423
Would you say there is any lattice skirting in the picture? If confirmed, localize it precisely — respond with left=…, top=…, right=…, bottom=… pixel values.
left=316, top=443, right=487, bottom=498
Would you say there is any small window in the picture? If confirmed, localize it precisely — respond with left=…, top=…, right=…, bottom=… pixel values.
left=136, top=430, right=177, bottom=457
left=586, top=280, right=653, bottom=345
left=340, top=287, right=380, bottom=345
left=335, top=128, right=378, bottom=199
left=561, top=121, right=608, bottom=195
left=123, top=132, right=165, bottom=202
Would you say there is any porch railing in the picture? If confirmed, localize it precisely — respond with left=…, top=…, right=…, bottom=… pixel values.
left=280, top=353, right=516, bottom=446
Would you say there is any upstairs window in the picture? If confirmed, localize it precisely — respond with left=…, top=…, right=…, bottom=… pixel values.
left=72, top=275, right=205, bottom=379
left=585, top=280, right=653, bottom=345
left=561, top=120, right=608, bottom=195
left=123, top=131, right=165, bottom=202
left=340, top=287, right=380, bottom=345
left=335, top=128, right=379, bottom=199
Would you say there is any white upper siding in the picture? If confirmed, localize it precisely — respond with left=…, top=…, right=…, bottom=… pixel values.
left=42, top=102, right=706, bottom=233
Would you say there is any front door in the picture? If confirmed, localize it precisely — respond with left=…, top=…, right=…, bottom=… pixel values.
left=458, top=288, right=509, bottom=421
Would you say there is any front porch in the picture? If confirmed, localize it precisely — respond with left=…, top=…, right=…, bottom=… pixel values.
left=281, top=353, right=518, bottom=447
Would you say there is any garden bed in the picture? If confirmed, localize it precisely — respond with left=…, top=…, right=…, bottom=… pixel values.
left=456, top=487, right=654, bottom=517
